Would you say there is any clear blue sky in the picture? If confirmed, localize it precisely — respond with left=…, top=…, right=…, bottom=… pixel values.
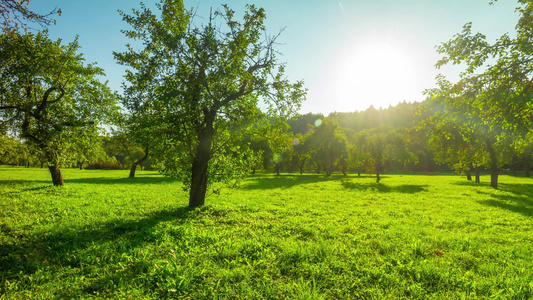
left=30, top=0, right=520, bottom=115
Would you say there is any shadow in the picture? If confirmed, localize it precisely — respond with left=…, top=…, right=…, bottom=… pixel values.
left=452, top=180, right=487, bottom=187
left=241, top=173, right=380, bottom=190
left=64, top=176, right=180, bottom=185
left=0, top=179, right=50, bottom=185
left=498, top=183, right=533, bottom=197
left=1, top=175, right=178, bottom=190
left=0, top=181, right=53, bottom=197
left=0, top=185, right=53, bottom=196
left=0, top=206, right=196, bottom=286
left=340, top=180, right=428, bottom=194
left=476, top=189, right=533, bottom=218
left=505, top=171, right=533, bottom=179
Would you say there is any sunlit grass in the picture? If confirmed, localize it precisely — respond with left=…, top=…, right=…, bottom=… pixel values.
left=1, top=166, right=532, bottom=299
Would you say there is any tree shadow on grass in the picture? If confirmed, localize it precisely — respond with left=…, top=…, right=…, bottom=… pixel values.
left=0, top=179, right=50, bottom=185
left=476, top=188, right=533, bottom=218
left=0, top=185, right=53, bottom=196
left=340, top=180, right=428, bottom=193
left=2, top=174, right=178, bottom=189
left=0, top=205, right=196, bottom=288
left=498, top=183, right=533, bottom=197
left=241, top=173, right=381, bottom=190
left=66, top=176, right=180, bottom=185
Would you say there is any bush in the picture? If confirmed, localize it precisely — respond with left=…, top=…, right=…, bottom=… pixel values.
left=85, top=162, right=123, bottom=170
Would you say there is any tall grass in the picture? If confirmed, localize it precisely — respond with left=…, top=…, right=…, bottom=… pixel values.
left=1, top=166, right=532, bottom=299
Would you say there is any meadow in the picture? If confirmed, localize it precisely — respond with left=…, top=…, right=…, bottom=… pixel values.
left=0, top=166, right=532, bottom=299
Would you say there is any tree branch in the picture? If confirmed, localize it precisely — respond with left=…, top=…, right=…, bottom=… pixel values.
left=0, top=104, right=23, bottom=110
left=33, top=86, right=65, bottom=118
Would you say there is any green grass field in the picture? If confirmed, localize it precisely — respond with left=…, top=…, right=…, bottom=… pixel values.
left=1, top=166, right=532, bottom=299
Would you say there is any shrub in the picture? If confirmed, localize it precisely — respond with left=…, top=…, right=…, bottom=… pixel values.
left=85, top=162, right=123, bottom=170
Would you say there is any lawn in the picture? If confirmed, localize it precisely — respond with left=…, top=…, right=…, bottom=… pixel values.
left=1, top=166, right=532, bottom=299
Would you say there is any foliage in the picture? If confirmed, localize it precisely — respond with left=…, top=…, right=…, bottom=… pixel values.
left=85, top=161, right=123, bottom=170
left=305, top=119, right=347, bottom=176
left=0, top=0, right=61, bottom=30
left=514, top=130, right=533, bottom=176
left=290, top=132, right=311, bottom=174
left=115, top=1, right=306, bottom=206
left=287, top=113, right=324, bottom=135
left=1, top=167, right=532, bottom=298
left=426, top=1, right=533, bottom=187
left=244, top=116, right=293, bottom=174
left=0, top=29, right=117, bottom=185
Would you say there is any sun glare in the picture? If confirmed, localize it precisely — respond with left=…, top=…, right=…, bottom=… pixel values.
left=333, top=37, right=423, bottom=111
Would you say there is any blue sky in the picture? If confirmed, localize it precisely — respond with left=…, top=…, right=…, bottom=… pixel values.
left=30, top=0, right=520, bottom=114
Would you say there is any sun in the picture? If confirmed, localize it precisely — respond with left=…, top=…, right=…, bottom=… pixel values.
left=333, top=36, right=424, bottom=111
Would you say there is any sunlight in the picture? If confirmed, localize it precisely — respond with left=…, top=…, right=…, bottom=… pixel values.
left=333, top=37, right=423, bottom=110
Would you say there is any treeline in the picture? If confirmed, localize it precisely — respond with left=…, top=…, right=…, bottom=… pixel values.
left=3, top=100, right=531, bottom=185
left=243, top=101, right=531, bottom=182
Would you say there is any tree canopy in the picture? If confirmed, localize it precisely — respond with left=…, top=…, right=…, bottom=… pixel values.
left=115, top=1, right=306, bottom=207
left=0, top=0, right=61, bottom=30
left=0, top=29, right=117, bottom=185
left=424, top=0, right=533, bottom=188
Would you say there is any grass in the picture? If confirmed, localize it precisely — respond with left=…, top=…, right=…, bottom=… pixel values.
left=1, top=166, right=532, bottom=299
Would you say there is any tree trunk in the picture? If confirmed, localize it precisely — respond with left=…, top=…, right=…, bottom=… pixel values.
left=251, top=168, right=256, bottom=174
left=525, top=166, right=530, bottom=178
left=79, top=160, right=85, bottom=170
left=129, top=147, right=149, bottom=178
left=490, top=168, right=498, bottom=188
left=299, top=165, right=304, bottom=175
left=189, top=111, right=214, bottom=208
left=341, top=167, right=347, bottom=176
left=189, top=141, right=211, bottom=207
left=486, top=141, right=498, bottom=188
left=40, top=161, right=44, bottom=168
left=466, top=170, right=472, bottom=181
left=315, top=164, right=320, bottom=174
left=129, top=165, right=137, bottom=178
left=475, top=167, right=480, bottom=183
left=48, top=165, right=64, bottom=186
left=375, top=158, right=381, bottom=183
left=275, top=164, right=280, bottom=176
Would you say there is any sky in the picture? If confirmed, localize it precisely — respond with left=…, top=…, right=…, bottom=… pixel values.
left=29, top=0, right=521, bottom=115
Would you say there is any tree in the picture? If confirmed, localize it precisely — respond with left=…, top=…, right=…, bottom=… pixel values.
left=345, top=130, right=368, bottom=177
left=0, top=29, right=117, bottom=185
left=360, top=125, right=411, bottom=183
left=434, top=1, right=533, bottom=188
left=291, top=133, right=311, bottom=175
left=60, top=126, right=104, bottom=170
left=245, top=117, right=292, bottom=175
left=431, top=123, right=482, bottom=181
left=306, top=119, right=347, bottom=177
left=113, top=111, right=156, bottom=178
left=115, top=1, right=305, bottom=207
left=0, top=135, right=19, bottom=164
left=424, top=77, right=516, bottom=188
left=1, top=0, right=61, bottom=30
left=385, top=127, right=419, bottom=173
left=365, top=129, right=387, bottom=183
left=514, top=131, right=533, bottom=177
